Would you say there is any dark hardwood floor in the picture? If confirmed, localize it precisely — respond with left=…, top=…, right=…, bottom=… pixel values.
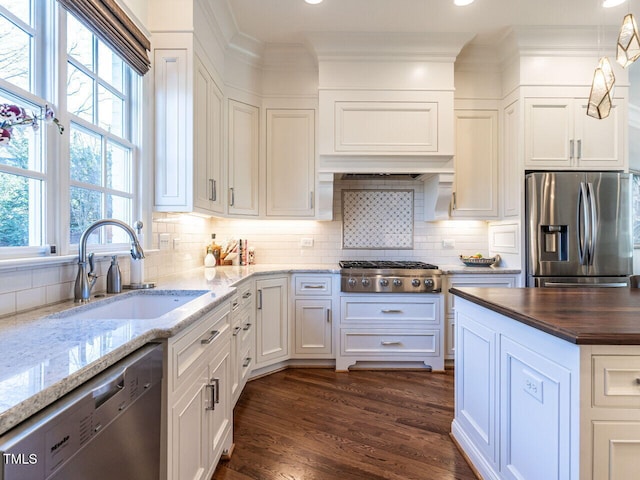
left=212, top=368, right=476, bottom=480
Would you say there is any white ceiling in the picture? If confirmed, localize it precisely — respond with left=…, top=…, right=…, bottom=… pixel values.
left=225, top=0, right=631, bottom=47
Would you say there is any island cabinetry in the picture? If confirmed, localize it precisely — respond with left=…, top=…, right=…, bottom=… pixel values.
left=524, top=95, right=626, bottom=170
left=291, top=274, right=335, bottom=358
left=453, top=296, right=580, bottom=480
left=166, top=301, right=233, bottom=480
left=337, top=294, right=444, bottom=371
left=582, top=346, right=640, bottom=480
left=444, top=274, right=518, bottom=359
left=230, top=280, right=255, bottom=406
left=255, top=276, right=289, bottom=367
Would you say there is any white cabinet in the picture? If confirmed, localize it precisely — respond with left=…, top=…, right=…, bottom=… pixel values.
left=292, top=274, right=334, bottom=358
left=166, top=301, right=233, bottom=480
left=337, top=294, right=444, bottom=371
left=524, top=97, right=626, bottom=170
left=452, top=109, right=498, bottom=219
left=502, top=100, right=520, bottom=218
left=255, top=276, right=289, bottom=367
left=452, top=297, right=580, bottom=480
left=266, top=109, right=315, bottom=217
left=228, top=99, right=260, bottom=216
left=444, top=274, right=518, bottom=359
left=153, top=34, right=224, bottom=215
left=230, top=280, right=255, bottom=406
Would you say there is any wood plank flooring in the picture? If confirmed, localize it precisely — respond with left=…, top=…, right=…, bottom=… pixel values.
left=212, top=369, right=476, bottom=480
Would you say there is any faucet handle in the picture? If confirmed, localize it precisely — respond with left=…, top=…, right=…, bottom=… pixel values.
left=88, top=252, right=95, bottom=274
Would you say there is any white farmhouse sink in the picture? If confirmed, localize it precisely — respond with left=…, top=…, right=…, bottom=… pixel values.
left=61, top=290, right=209, bottom=320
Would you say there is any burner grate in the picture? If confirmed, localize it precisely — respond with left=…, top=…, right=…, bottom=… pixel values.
left=339, top=260, right=439, bottom=270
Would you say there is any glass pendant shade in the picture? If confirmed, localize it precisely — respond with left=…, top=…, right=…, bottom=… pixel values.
left=617, top=13, right=640, bottom=67
left=587, top=57, right=615, bottom=119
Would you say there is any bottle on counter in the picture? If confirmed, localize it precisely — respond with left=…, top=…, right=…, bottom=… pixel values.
left=209, top=233, right=222, bottom=266
left=204, top=246, right=216, bottom=267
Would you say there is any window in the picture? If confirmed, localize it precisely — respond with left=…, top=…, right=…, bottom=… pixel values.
left=0, top=0, right=141, bottom=256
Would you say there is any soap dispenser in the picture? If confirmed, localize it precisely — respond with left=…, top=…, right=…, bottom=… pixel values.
left=107, top=255, right=122, bottom=293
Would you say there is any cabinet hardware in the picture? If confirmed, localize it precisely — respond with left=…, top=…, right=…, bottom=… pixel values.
left=380, top=341, right=402, bottom=346
left=577, top=139, right=582, bottom=160
left=452, top=192, right=457, bottom=210
left=242, top=357, right=251, bottom=368
left=232, top=301, right=239, bottom=310
left=327, top=308, right=331, bottom=323
left=212, top=378, right=220, bottom=404
left=242, top=292, right=252, bottom=299
left=570, top=139, right=574, bottom=160
left=205, top=383, right=216, bottom=411
left=243, top=323, right=252, bottom=331
left=201, top=330, right=220, bottom=345
left=209, top=179, right=217, bottom=201
left=636, top=378, right=640, bottom=385
left=229, top=187, right=235, bottom=206
left=310, top=191, right=314, bottom=209
left=257, top=289, right=262, bottom=309
left=304, top=284, right=325, bottom=289
left=381, top=309, right=403, bottom=314
left=232, top=326, right=242, bottom=336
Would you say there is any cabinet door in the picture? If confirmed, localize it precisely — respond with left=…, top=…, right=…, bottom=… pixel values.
left=574, top=99, right=625, bottom=169
left=171, top=363, right=209, bottom=480
left=592, top=421, right=640, bottom=480
left=452, top=110, right=498, bottom=219
left=266, top=109, right=315, bottom=217
left=228, top=99, right=259, bottom=216
left=500, top=336, right=571, bottom=480
left=502, top=100, right=520, bottom=218
left=207, top=347, right=231, bottom=471
left=194, top=56, right=224, bottom=214
left=294, top=299, right=332, bottom=356
left=154, top=48, right=191, bottom=210
left=524, top=98, right=573, bottom=168
left=455, top=309, right=498, bottom=466
left=255, top=277, right=289, bottom=366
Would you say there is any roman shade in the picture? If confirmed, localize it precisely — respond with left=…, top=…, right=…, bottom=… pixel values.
left=57, top=0, right=151, bottom=76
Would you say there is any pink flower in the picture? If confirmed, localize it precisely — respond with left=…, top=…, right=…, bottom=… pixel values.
left=0, top=104, right=26, bottom=122
left=0, top=128, right=12, bottom=145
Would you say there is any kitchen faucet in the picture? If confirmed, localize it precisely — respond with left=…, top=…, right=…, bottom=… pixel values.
left=74, top=219, right=145, bottom=303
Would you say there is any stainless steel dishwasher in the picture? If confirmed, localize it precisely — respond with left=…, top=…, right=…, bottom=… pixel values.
left=0, top=343, right=163, bottom=480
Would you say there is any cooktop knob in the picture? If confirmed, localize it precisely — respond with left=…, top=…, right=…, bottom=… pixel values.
left=379, top=278, right=389, bottom=287
left=361, top=278, right=371, bottom=287
left=424, top=279, right=434, bottom=288
left=411, top=278, right=421, bottom=287
left=347, top=278, right=357, bottom=287
left=393, top=279, right=402, bottom=287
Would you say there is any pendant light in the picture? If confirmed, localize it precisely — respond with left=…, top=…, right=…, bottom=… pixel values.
left=587, top=56, right=616, bottom=119
left=616, top=13, right=640, bottom=66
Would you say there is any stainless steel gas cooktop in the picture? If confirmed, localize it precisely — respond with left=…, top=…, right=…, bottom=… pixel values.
left=339, top=260, right=442, bottom=293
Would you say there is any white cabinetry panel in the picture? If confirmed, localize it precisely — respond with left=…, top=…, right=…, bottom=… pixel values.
left=228, top=99, right=259, bottom=216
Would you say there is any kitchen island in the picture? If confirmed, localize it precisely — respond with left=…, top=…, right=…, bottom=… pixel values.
left=450, top=286, right=640, bottom=480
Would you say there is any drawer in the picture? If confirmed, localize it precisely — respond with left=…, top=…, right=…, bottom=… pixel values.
left=240, top=344, right=253, bottom=383
left=238, top=281, right=255, bottom=308
left=169, top=302, right=231, bottom=391
left=294, top=275, right=333, bottom=296
left=593, top=355, right=640, bottom=408
left=341, top=297, right=440, bottom=325
left=340, top=328, right=439, bottom=356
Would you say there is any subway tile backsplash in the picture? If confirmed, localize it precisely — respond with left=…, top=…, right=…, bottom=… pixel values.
left=0, top=178, right=488, bottom=316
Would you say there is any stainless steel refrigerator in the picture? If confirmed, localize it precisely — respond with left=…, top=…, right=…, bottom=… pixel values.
left=525, top=171, right=633, bottom=287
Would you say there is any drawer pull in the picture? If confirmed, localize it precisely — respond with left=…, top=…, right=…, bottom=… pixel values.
left=201, top=330, right=220, bottom=345
left=380, top=341, right=402, bottom=346
left=242, top=292, right=252, bottom=299
left=232, top=301, right=240, bottom=310
left=242, top=357, right=252, bottom=368
left=243, top=323, right=252, bottom=331
left=636, top=378, right=640, bottom=385
left=232, top=326, right=242, bottom=336
left=304, top=284, right=325, bottom=289
left=381, top=309, right=403, bottom=314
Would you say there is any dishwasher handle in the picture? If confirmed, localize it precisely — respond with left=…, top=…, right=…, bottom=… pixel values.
left=92, top=368, right=126, bottom=408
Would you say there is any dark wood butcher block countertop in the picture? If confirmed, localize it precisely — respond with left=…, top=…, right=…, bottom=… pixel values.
left=450, top=287, right=640, bottom=345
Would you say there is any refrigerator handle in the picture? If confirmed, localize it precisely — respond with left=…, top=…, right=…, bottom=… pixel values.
left=587, top=182, right=597, bottom=266
left=577, top=182, right=589, bottom=266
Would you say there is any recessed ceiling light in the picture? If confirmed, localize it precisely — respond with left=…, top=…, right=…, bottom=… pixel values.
left=603, top=0, right=627, bottom=7
left=454, top=0, right=475, bottom=6
left=305, top=0, right=323, bottom=4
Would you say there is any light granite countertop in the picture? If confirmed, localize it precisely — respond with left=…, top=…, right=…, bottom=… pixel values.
left=0, top=262, right=519, bottom=437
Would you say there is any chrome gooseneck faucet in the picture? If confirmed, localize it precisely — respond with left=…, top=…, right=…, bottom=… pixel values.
left=74, top=219, right=145, bottom=303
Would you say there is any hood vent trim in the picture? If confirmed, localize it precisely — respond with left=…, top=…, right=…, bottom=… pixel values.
left=339, top=173, right=425, bottom=181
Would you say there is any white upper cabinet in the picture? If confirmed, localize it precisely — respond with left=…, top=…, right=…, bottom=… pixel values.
left=524, top=96, right=626, bottom=170
left=266, top=109, right=315, bottom=217
left=228, top=99, right=260, bottom=216
left=153, top=34, right=224, bottom=215
left=452, top=109, right=499, bottom=219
